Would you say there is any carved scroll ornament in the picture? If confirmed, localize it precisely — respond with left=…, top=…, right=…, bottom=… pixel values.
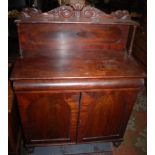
left=20, top=8, right=42, bottom=18
left=20, top=0, right=131, bottom=20
left=70, top=0, right=86, bottom=11
left=44, top=5, right=74, bottom=18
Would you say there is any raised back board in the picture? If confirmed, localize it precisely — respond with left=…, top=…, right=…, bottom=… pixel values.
left=16, top=0, right=138, bottom=57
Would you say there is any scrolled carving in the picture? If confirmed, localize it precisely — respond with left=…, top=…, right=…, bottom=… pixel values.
left=111, top=10, right=131, bottom=20
left=82, top=6, right=97, bottom=18
left=69, top=0, right=85, bottom=11
left=19, top=0, right=132, bottom=21
left=82, top=6, right=108, bottom=18
left=20, top=8, right=42, bottom=18
left=45, top=8, right=59, bottom=17
left=44, top=6, right=74, bottom=18
left=42, top=6, right=131, bottom=20
left=59, top=6, right=74, bottom=18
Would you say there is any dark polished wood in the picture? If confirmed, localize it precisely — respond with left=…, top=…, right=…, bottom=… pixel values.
left=16, top=92, right=80, bottom=145
left=10, top=52, right=145, bottom=80
left=78, top=89, right=139, bottom=142
left=12, top=78, right=144, bottom=91
left=8, top=82, right=21, bottom=155
left=17, top=2, right=134, bottom=22
left=18, top=24, right=129, bottom=54
left=10, top=0, right=145, bottom=149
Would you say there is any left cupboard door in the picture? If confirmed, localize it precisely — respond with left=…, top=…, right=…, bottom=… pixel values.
left=16, top=92, right=80, bottom=145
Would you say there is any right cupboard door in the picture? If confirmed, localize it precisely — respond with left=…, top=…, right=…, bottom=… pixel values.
left=78, top=89, right=139, bottom=142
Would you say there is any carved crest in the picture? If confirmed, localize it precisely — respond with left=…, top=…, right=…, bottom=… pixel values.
left=20, top=8, right=42, bottom=18
left=70, top=0, right=86, bottom=11
left=20, top=0, right=131, bottom=21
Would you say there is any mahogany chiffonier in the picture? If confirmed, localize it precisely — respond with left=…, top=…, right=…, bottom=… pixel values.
left=10, top=0, right=146, bottom=151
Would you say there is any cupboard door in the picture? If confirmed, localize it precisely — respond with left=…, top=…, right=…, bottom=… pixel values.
left=78, top=89, right=138, bottom=142
left=16, top=92, right=80, bottom=145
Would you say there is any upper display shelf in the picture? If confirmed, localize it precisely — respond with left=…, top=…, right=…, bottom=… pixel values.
left=15, top=0, right=138, bottom=25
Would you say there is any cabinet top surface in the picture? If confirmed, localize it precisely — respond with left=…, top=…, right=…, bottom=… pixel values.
left=10, top=51, right=145, bottom=80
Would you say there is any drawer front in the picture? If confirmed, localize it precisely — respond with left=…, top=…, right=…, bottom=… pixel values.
left=16, top=92, right=80, bottom=145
